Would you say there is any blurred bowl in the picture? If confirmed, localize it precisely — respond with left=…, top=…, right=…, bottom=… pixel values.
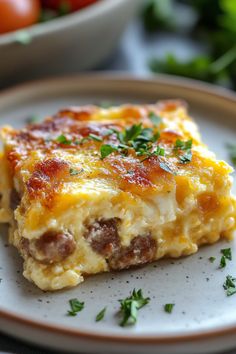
left=0, top=0, right=141, bottom=86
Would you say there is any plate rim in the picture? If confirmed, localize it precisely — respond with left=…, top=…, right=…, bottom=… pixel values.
left=1, top=73, right=236, bottom=344
left=0, top=72, right=236, bottom=104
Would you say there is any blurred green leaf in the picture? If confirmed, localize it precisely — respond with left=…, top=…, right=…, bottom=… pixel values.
left=219, top=0, right=236, bottom=32
left=211, top=46, right=236, bottom=73
left=145, top=0, right=236, bottom=90
left=181, top=0, right=222, bottom=30
left=149, top=50, right=236, bottom=86
left=142, top=0, right=176, bottom=32
left=150, top=54, right=214, bottom=81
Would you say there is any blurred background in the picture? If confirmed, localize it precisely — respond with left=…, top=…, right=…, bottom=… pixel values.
left=0, top=0, right=235, bottom=90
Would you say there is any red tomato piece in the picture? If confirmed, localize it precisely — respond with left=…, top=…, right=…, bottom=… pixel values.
left=0, top=0, right=41, bottom=34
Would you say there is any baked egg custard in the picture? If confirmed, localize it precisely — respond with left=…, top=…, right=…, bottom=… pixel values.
left=0, top=100, right=235, bottom=291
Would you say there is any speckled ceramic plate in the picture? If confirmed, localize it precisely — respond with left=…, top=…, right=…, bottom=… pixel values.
left=0, top=74, right=236, bottom=354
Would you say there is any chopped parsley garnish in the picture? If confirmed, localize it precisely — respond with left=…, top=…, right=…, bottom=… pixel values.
left=155, top=146, right=165, bottom=156
left=223, top=275, right=236, bottom=296
left=219, top=248, right=232, bottom=268
left=95, top=307, right=107, bottom=322
left=226, top=143, right=236, bottom=167
left=123, top=123, right=144, bottom=142
left=114, top=123, right=159, bottom=152
left=140, top=145, right=165, bottom=162
left=100, top=144, right=118, bottom=159
left=119, top=289, right=150, bottom=327
left=56, top=134, right=72, bottom=145
left=209, top=256, right=216, bottom=263
left=100, top=123, right=164, bottom=162
left=99, top=123, right=181, bottom=175
left=67, top=299, right=84, bottom=316
left=53, top=121, right=190, bottom=176
left=89, top=134, right=103, bottom=142
left=56, top=133, right=102, bottom=146
left=159, top=161, right=177, bottom=175
left=220, top=256, right=227, bottom=268
left=164, top=303, right=175, bottom=313
left=103, top=129, right=115, bottom=136
left=175, top=139, right=192, bottom=150
left=175, top=139, right=193, bottom=164
left=221, top=248, right=232, bottom=260
left=74, top=134, right=103, bottom=146
left=179, top=150, right=193, bottom=164
left=148, top=112, right=162, bottom=126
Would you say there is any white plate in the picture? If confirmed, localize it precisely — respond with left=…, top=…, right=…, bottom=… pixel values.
left=0, top=74, right=236, bottom=354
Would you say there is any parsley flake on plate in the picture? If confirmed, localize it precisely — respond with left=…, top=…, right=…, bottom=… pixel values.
left=219, top=248, right=232, bottom=268
left=164, top=303, right=175, bottom=313
left=67, top=299, right=84, bottom=316
left=221, top=248, right=232, bottom=260
left=220, top=256, right=227, bottom=268
left=209, top=256, right=216, bottom=263
left=223, top=275, right=236, bottom=296
left=119, top=289, right=150, bottom=327
left=96, top=307, right=107, bottom=322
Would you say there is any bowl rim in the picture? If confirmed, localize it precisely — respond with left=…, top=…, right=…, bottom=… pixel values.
left=0, top=0, right=130, bottom=46
left=0, top=73, right=236, bottom=346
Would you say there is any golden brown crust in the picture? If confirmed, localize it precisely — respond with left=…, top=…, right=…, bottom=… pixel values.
left=2, top=100, right=207, bottom=207
left=27, top=158, right=70, bottom=208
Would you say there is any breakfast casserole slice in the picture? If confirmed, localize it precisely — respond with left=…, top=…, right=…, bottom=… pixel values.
left=0, top=101, right=235, bottom=291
